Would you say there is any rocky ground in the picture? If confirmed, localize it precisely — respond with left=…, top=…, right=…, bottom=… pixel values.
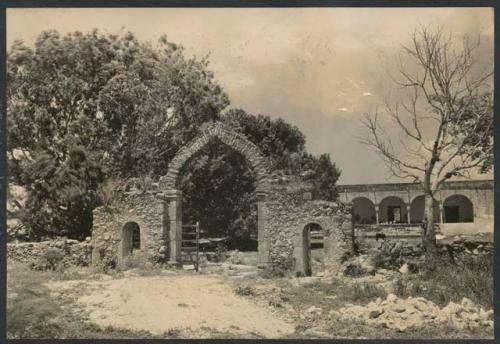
left=337, top=294, right=493, bottom=332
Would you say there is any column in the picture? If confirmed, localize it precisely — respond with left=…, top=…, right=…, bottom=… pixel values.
left=166, top=189, right=182, bottom=267
left=407, top=205, right=411, bottom=224
left=256, top=190, right=268, bottom=267
left=375, top=205, right=380, bottom=225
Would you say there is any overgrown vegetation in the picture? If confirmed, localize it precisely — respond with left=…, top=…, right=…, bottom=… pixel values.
left=394, top=254, right=493, bottom=309
left=306, top=279, right=387, bottom=304
left=234, top=286, right=256, bottom=297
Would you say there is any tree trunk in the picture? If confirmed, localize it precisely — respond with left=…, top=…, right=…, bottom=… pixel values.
left=422, top=192, right=438, bottom=258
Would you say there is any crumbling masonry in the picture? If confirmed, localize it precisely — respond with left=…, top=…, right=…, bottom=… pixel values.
left=91, top=121, right=353, bottom=275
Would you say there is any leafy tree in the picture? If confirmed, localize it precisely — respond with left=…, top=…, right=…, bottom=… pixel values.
left=222, top=109, right=341, bottom=200
left=222, top=108, right=306, bottom=172
left=7, top=29, right=228, bottom=239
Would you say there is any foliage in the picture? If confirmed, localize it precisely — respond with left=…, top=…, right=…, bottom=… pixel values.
left=7, top=29, right=228, bottom=239
left=394, top=253, right=493, bottom=309
left=347, top=282, right=388, bottom=302
left=234, top=285, right=256, bottom=296
left=307, top=278, right=387, bottom=303
left=7, top=263, right=63, bottom=339
left=97, top=178, right=127, bottom=208
left=259, top=265, right=286, bottom=279
left=41, top=248, right=65, bottom=271
left=223, top=109, right=341, bottom=201
left=15, top=148, right=103, bottom=240
left=179, top=138, right=258, bottom=250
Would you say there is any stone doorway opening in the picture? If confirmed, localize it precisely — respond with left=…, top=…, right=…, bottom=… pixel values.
left=120, top=221, right=141, bottom=261
left=178, top=137, right=259, bottom=255
left=162, top=122, right=270, bottom=267
left=302, top=223, right=324, bottom=277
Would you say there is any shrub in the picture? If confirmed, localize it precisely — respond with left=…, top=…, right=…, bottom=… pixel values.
left=97, top=178, right=126, bottom=208
left=234, top=286, right=255, bottom=296
left=394, top=253, right=493, bottom=308
left=346, top=282, right=387, bottom=302
left=259, top=265, right=286, bottom=279
left=93, top=247, right=116, bottom=273
left=42, top=248, right=65, bottom=271
left=305, top=278, right=386, bottom=303
left=343, top=263, right=366, bottom=277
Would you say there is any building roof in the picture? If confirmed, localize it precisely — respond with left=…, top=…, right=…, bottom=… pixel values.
left=337, top=179, right=494, bottom=193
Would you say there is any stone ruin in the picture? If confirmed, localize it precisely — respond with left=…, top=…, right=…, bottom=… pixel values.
left=91, top=121, right=353, bottom=275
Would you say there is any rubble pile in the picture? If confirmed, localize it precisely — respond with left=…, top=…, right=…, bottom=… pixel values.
left=335, top=293, right=493, bottom=332
left=437, top=233, right=494, bottom=257
left=7, top=239, right=92, bottom=269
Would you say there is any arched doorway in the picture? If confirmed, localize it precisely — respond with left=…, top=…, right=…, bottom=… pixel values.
left=302, top=223, right=324, bottom=277
left=352, top=197, right=376, bottom=224
left=178, top=137, right=258, bottom=253
left=409, top=195, right=440, bottom=223
left=121, top=221, right=141, bottom=259
left=162, top=122, right=270, bottom=266
left=378, top=196, right=407, bottom=224
left=443, top=195, right=474, bottom=223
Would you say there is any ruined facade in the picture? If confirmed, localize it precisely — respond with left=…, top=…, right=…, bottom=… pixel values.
left=91, top=122, right=352, bottom=275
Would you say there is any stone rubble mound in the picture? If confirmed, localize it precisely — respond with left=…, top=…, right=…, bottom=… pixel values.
left=335, top=294, right=493, bottom=332
left=7, top=239, right=92, bottom=269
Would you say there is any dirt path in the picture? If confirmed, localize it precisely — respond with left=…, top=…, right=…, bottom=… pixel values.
left=46, top=272, right=295, bottom=338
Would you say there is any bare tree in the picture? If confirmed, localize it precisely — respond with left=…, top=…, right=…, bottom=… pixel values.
left=360, top=27, right=493, bottom=256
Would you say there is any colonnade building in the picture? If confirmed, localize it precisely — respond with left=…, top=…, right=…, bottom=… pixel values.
left=337, top=180, right=494, bottom=236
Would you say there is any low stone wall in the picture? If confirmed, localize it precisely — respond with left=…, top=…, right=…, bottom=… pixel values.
left=7, top=239, right=92, bottom=269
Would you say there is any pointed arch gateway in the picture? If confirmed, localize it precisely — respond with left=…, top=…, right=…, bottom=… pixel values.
left=160, top=121, right=271, bottom=266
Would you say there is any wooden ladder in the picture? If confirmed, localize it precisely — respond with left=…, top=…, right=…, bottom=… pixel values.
left=181, top=222, right=200, bottom=272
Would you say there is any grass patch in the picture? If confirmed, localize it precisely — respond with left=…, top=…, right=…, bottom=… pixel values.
left=308, top=318, right=493, bottom=340
left=7, top=262, right=64, bottom=339
left=305, top=278, right=387, bottom=304
left=394, top=254, right=493, bottom=309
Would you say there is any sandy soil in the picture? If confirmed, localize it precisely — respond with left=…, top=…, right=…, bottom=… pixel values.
left=46, top=272, right=295, bottom=338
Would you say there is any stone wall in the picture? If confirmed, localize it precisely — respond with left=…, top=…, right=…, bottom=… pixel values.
left=7, top=239, right=92, bottom=269
left=91, top=190, right=165, bottom=269
left=264, top=175, right=353, bottom=275
left=91, top=175, right=353, bottom=274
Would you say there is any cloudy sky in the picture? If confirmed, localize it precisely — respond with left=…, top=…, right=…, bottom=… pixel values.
left=7, top=7, right=494, bottom=184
